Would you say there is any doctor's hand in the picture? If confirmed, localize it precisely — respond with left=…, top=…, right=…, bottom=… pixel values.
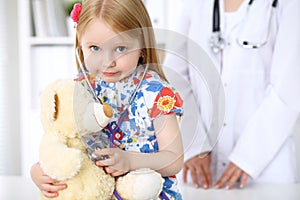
left=30, top=162, right=67, bottom=198
left=95, top=148, right=130, bottom=177
left=182, top=152, right=212, bottom=189
left=216, top=162, right=249, bottom=189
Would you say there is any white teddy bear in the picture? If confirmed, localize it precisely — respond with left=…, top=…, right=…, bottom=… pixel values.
left=39, top=79, right=115, bottom=200
left=38, top=79, right=164, bottom=200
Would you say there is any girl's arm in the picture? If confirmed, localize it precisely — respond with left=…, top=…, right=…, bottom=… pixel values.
left=95, top=114, right=184, bottom=177
left=30, top=162, right=67, bottom=198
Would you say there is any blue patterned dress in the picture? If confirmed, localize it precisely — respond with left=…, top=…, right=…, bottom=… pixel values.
left=75, top=65, right=183, bottom=200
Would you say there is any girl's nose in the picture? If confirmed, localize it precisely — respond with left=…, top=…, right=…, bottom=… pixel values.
left=101, top=51, right=116, bottom=69
left=84, top=50, right=116, bottom=75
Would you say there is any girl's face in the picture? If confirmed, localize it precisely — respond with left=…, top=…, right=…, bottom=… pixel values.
left=80, top=18, right=142, bottom=82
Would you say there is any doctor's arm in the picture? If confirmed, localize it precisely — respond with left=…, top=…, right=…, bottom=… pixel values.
left=163, top=0, right=192, bottom=83
left=223, top=0, right=300, bottom=187
left=163, top=5, right=214, bottom=189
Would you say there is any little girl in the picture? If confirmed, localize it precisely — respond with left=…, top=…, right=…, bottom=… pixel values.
left=31, top=0, right=184, bottom=199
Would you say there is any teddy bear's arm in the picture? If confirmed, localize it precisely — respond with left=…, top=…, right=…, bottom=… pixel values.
left=39, top=132, right=83, bottom=181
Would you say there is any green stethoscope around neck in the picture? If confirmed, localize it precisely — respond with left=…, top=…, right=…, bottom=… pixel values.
left=210, top=0, right=278, bottom=53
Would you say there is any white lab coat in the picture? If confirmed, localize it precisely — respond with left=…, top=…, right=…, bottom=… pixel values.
left=163, top=0, right=300, bottom=183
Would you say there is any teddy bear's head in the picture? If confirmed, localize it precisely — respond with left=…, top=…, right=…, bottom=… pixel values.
left=40, top=79, right=113, bottom=138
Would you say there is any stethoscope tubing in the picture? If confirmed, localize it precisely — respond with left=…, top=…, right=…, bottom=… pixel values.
left=75, top=47, right=101, bottom=103
left=211, top=0, right=278, bottom=52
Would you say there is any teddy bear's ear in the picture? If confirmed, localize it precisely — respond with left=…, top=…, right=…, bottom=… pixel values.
left=48, top=90, right=59, bottom=121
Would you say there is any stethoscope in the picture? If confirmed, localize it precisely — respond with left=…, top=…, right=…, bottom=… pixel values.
left=75, top=48, right=171, bottom=200
left=76, top=48, right=172, bottom=200
left=75, top=47, right=148, bottom=150
left=210, top=0, right=278, bottom=53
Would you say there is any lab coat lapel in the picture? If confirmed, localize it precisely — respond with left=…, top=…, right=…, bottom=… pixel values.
left=219, top=0, right=248, bottom=35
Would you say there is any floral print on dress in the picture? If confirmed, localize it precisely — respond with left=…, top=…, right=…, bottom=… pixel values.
left=150, top=87, right=183, bottom=118
left=75, top=65, right=183, bottom=200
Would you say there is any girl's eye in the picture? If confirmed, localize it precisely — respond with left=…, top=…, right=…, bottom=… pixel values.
left=90, top=46, right=101, bottom=52
left=115, top=46, right=127, bottom=53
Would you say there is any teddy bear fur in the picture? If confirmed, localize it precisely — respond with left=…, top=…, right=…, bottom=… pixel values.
left=38, top=79, right=165, bottom=200
left=115, top=168, right=164, bottom=200
left=38, top=79, right=115, bottom=200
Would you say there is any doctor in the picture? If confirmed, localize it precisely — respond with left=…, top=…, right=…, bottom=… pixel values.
left=163, top=0, right=300, bottom=189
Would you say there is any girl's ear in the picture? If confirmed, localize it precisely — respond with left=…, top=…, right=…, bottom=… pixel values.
left=138, top=50, right=145, bottom=65
left=138, top=56, right=144, bottom=64
left=138, top=50, right=145, bottom=64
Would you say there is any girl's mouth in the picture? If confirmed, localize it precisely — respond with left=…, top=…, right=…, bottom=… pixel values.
left=103, top=71, right=119, bottom=76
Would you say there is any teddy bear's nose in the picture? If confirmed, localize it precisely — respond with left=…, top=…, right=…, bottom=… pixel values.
left=103, top=104, right=113, bottom=118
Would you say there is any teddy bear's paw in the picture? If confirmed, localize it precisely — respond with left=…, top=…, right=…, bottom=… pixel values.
left=40, top=148, right=83, bottom=181
left=116, top=168, right=164, bottom=200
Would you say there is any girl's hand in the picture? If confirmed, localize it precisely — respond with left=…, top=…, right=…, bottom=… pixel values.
left=94, top=148, right=131, bottom=177
left=30, top=162, right=67, bottom=198
left=216, top=162, right=249, bottom=189
left=182, top=153, right=212, bottom=189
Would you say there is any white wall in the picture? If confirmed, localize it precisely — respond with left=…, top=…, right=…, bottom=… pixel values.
left=0, top=0, right=21, bottom=175
left=295, top=116, right=300, bottom=178
left=145, top=0, right=184, bottom=30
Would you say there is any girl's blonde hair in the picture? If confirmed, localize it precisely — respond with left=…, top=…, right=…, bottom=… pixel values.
left=75, top=0, right=167, bottom=81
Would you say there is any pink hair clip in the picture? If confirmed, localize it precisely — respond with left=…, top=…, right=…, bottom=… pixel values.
left=70, top=3, right=82, bottom=27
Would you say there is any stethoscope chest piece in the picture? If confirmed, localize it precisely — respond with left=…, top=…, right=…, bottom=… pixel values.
left=210, top=0, right=225, bottom=54
left=210, top=31, right=225, bottom=54
left=210, top=0, right=278, bottom=53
